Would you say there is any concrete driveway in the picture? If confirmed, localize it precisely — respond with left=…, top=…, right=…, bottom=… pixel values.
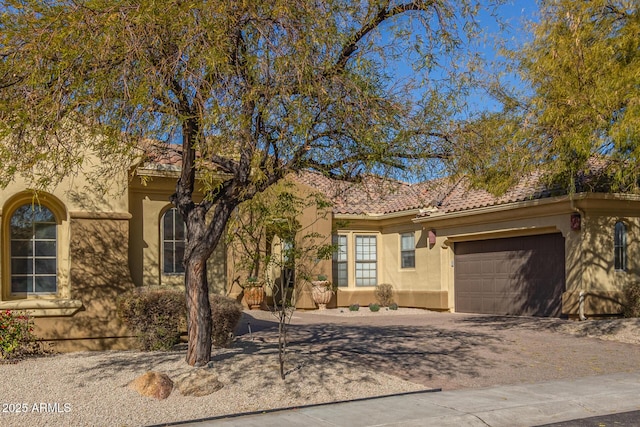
left=238, top=309, right=640, bottom=391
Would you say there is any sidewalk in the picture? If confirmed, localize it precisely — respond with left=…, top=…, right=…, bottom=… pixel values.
left=166, top=371, right=640, bottom=427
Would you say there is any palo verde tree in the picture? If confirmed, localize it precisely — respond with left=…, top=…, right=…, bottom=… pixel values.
left=453, top=0, right=640, bottom=193
left=0, top=0, right=503, bottom=366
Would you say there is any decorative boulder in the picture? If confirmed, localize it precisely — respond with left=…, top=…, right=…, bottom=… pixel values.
left=174, top=370, right=224, bottom=397
left=128, top=371, right=174, bottom=400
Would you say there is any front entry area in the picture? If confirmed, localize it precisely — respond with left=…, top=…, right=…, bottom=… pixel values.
left=454, top=233, right=566, bottom=317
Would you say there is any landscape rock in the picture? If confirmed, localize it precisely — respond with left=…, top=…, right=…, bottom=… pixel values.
left=128, top=371, right=174, bottom=400
left=174, top=369, right=224, bottom=397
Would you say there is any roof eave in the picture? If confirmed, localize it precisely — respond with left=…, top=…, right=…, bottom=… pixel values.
left=334, top=208, right=424, bottom=221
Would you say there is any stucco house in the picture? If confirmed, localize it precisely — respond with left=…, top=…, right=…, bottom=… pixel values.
left=296, top=168, right=640, bottom=318
left=0, top=145, right=637, bottom=351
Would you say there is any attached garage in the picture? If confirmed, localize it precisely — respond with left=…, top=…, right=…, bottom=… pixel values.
left=454, top=233, right=566, bottom=317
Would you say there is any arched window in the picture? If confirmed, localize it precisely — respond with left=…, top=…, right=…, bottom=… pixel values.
left=614, top=221, right=627, bottom=271
left=162, top=208, right=186, bottom=274
left=10, top=204, right=57, bottom=294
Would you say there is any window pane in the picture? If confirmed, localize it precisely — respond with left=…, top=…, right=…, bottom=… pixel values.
left=402, top=253, right=415, bottom=269
left=32, top=207, right=55, bottom=222
left=11, top=276, right=30, bottom=293
left=174, top=241, right=185, bottom=273
left=35, top=276, right=57, bottom=293
left=163, top=242, right=174, bottom=273
left=35, top=258, right=56, bottom=274
left=174, top=211, right=185, bottom=240
left=401, top=233, right=414, bottom=250
left=35, top=241, right=56, bottom=257
left=11, top=258, right=32, bottom=275
left=11, top=240, right=32, bottom=257
left=337, top=263, right=348, bottom=287
left=163, top=212, right=174, bottom=240
left=35, top=223, right=56, bottom=239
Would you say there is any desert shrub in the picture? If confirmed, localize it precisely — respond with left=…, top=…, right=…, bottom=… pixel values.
left=117, top=290, right=186, bottom=351
left=0, top=310, right=40, bottom=360
left=374, top=283, right=394, bottom=307
left=369, top=303, right=380, bottom=312
left=389, top=302, right=399, bottom=311
left=210, top=294, right=243, bottom=348
left=349, top=303, right=360, bottom=312
left=623, top=282, right=640, bottom=318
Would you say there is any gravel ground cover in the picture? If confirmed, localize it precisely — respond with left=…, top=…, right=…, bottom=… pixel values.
left=1, top=308, right=639, bottom=427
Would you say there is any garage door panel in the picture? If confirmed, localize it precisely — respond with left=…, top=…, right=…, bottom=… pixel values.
left=455, top=233, right=565, bottom=317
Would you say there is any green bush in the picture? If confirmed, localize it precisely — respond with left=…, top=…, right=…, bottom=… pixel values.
left=349, top=303, right=360, bottom=312
left=118, top=290, right=245, bottom=351
left=117, top=290, right=186, bottom=351
left=623, top=282, right=640, bottom=318
left=369, top=303, right=380, bottom=312
left=210, top=294, right=243, bottom=348
left=389, top=302, right=399, bottom=311
left=0, top=310, right=38, bottom=360
left=374, top=283, right=394, bottom=307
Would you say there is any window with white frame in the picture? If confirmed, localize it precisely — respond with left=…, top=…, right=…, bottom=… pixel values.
left=162, top=208, right=186, bottom=274
left=355, top=235, right=377, bottom=286
left=400, top=232, right=415, bottom=269
left=332, top=235, right=348, bottom=287
left=10, top=204, right=57, bottom=294
left=614, top=221, right=627, bottom=271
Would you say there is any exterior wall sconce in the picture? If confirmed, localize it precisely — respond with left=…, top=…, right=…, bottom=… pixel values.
left=571, top=212, right=581, bottom=231
left=428, top=229, right=437, bottom=246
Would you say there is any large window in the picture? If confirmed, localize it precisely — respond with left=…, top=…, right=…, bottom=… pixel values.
left=162, top=208, right=186, bottom=274
left=400, top=232, right=415, bottom=269
left=355, top=235, right=377, bottom=287
left=614, top=221, right=627, bottom=271
left=10, top=204, right=57, bottom=294
left=332, top=235, right=348, bottom=287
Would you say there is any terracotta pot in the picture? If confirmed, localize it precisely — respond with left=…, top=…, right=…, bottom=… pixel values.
left=244, top=286, right=265, bottom=310
left=311, top=281, right=333, bottom=310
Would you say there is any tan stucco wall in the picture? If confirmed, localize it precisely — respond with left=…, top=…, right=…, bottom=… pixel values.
left=34, top=217, right=137, bottom=351
left=330, top=214, right=448, bottom=310
left=128, top=174, right=226, bottom=293
left=415, top=194, right=640, bottom=316
left=0, top=160, right=136, bottom=350
left=562, top=197, right=640, bottom=315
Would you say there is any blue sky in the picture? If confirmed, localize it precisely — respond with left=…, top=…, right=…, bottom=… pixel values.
left=381, top=1, right=539, bottom=116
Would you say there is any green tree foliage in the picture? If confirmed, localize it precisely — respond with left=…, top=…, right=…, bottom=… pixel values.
left=455, top=0, right=640, bottom=193
left=0, top=0, right=502, bottom=366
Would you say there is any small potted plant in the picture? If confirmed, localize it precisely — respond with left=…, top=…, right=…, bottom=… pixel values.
left=311, top=274, right=333, bottom=310
left=241, top=276, right=265, bottom=310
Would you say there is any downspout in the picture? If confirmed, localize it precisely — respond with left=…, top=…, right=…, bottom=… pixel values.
left=579, top=291, right=587, bottom=321
left=571, top=197, right=587, bottom=321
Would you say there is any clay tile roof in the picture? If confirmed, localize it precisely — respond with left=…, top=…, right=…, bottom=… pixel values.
left=435, top=170, right=553, bottom=214
left=293, top=170, right=442, bottom=215
left=140, top=142, right=184, bottom=170
left=138, top=142, right=613, bottom=217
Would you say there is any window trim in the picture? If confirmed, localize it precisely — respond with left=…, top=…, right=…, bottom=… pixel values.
left=332, top=234, right=348, bottom=287
left=354, top=234, right=377, bottom=287
left=10, top=204, right=58, bottom=295
left=400, top=232, right=416, bottom=269
left=614, top=221, right=627, bottom=271
left=1, top=192, right=78, bottom=311
left=161, top=207, right=186, bottom=275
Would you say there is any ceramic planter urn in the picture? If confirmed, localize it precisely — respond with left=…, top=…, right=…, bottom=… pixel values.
left=311, top=281, right=333, bottom=310
left=244, top=286, right=265, bottom=310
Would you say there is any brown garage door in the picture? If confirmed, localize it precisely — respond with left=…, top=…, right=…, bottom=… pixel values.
left=454, top=233, right=565, bottom=317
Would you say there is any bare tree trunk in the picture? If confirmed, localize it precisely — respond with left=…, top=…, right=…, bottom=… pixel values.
left=185, top=256, right=212, bottom=367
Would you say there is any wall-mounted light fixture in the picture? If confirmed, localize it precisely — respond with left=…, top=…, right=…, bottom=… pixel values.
left=571, top=212, right=581, bottom=231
